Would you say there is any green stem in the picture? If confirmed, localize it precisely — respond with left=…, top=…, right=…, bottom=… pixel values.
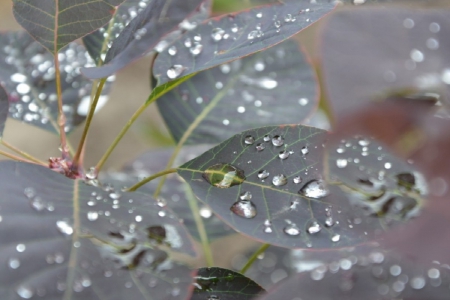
left=125, top=168, right=177, bottom=192
left=0, top=149, right=44, bottom=165
left=72, top=78, right=107, bottom=170
left=185, top=184, right=214, bottom=267
left=1, top=140, right=46, bottom=165
left=240, top=243, right=270, bottom=274
left=54, top=53, right=70, bottom=159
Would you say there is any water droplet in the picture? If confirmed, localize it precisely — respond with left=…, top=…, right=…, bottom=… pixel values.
left=336, top=158, right=348, bottom=168
left=247, top=30, right=262, bottom=40
left=384, top=162, right=392, bottom=169
left=134, top=28, right=147, bottom=40
left=284, top=223, right=300, bottom=236
left=410, top=49, right=424, bottom=63
left=410, top=276, right=426, bottom=289
left=184, top=37, right=192, bottom=48
left=301, top=146, right=309, bottom=156
left=220, top=64, right=231, bottom=74
left=230, top=200, right=257, bottom=218
left=87, top=211, right=98, bottom=221
left=237, top=106, right=245, bottom=113
left=256, top=12, right=262, bottom=18
left=199, top=206, right=212, bottom=218
left=30, top=197, right=45, bottom=211
left=390, top=265, right=402, bottom=276
left=258, top=170, right=270, bottom=180
left=190, top=43, right=203, bottom=56
left=352, top=0, right=366, bottom=4
left=135, top=215, right=142, bottom=222
left=284, top=14, right=293, bottom=22
left=298, top=98, right=309, bottom=106
left=429, top=22, right=440, bottom=33
left=256, top=143, right=265, bottom=151
left=403, top=18, right=415, bottom=29
left=211, top=28, right=225, bottom=41
left=307, top=220, right=322, bottom=234
left=16, top=285, right=33, bottom=299
left=331, top=234, right=340, bottom=242
left=168, top=46, right=177, bottom=56
left=263, top=135, right=271, bottom=142
left=56, top=220, right=73, bottom=236
left=426, top=38, right=439, bottom=50
left=17, top=83, right=30, bottom=94
left=254, top=61, right=265, bottom=71
left=240, top=191, right=252, bottom=200
left=208, top=295, right=220, bottom=300
left=299, top=180, right=329, bottom=199
left=279, top=150, right=290, bottom=160
left=203, top=163, right=245, bottom=188
left=9, top=258, right=20, bottom=269
left=272, top=135, right=284, bottom=147
left=272, top=174, right=287, bottom=186
left=293, top=176, right=302, bottom=184
left=244, top=135, right=255, bottom=145
left=167, top=65, right=184, bottom=79
left=16, top=244, right=26, bottom=252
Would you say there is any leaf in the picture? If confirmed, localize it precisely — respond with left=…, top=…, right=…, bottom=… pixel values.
left=258, top=251, right=450, bottom=300
left=0, top=85, right=9, bottom=138
left=81, top=0, right=208, bottom=79
left=101, top=146, right=235, bottom=241
left=12, top=0, right=124, bottom=55
left=320, top=6, right=450, bottom=120
left=0, top=31, right=113, bottom=134
left=157, top=40, right=319, bottom=145
left=178, top=125, right=410, bottom=249
left=83, top=0, right=213, bottom=64
left=152, top=0, right=336, bottom=86
left=0, top=161, right=196, bottom=300
left=192, top=267, right=265, bottom=300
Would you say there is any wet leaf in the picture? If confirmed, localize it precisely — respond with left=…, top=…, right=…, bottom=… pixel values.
left=0, top=31, right=113, bottom=134
left=157, top=40, right=318, bottom=145
left=82, top=0, right=208, bottom=79
left=152, top=0, right=336, bottom=85
left=101, top=146, right=234, bottom=241
left=258, top=251, right=450, bottom=300
left=12, top=0, right=124, bottom=54
left=0, top=85, right=8, bottom=138
left=0, top=161, right=195, bottom=300
left=192, top=267, right=265, bottom=300
left=320, top=6, right=450, bottom=120
left=178, top=125, right=409, bottom=249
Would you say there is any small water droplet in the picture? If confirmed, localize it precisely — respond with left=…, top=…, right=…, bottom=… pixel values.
left=336, top=158, right=348, bottom=168
left=184, top=37, right=192, bottom=48
left=220, top=64, right=231, bottom=74
left=190, top=43, right=203, bottom=56
left=230, top=200, right=257, bottom=218
left=56, top=220, right=73, bottom=236
left=263, top=135, right=271, bottom=142
left=203, top=163, right=245, bottom=188
left=16, top=244, right=26, bottom=253
left=331, top=234, right=340, bottom=242
left=299, top=180, right=329, bottom=199
left=410, top=49, right=424, bottom=63
left=256, top=143, right=265, bottom=151
left=272, top=174, right=287, bottom=186
left=293, top=176, right=302, bottom=184
left=278, top=150, right=290, bottom=160
left=199, top=206, right=212, bottom=218
left=9, top=258, right=20, bottom=269
left=403, top=18, right=415, bottom=29
left=307, top=220, right=322, bottom=234
left=284, top=223, right=300, bottom=236
left=258, top=170, right=270, bottom=180
left=244, top=135, right=255, bottom=145
left=240, top=191, right=252, bottom=200
left=16, top=285, right=33, bottom=299
left=168, top=46, right=177, bottom=56
left=167, top=65, right=184, bottom=79
left=30, top=197, right=45, bottom=211
left=254, top=61, right=265, bottom=71
left=429, top=22, right=440, bottom=33
left=135, top=215, right=143, bottom=222
left=301, top=146, right=309, bottom=156
left=211, top=28, right=225, bottom=41
left=256, top=12, right=262, bottom=18
left=384, top=162, right=392, bottom=169
left=410, top=276, right=426, bottom=289
left=87, top=211, right=98, bottom=221
left=247, top=30, right=262, bottom=40
left=272, top=135, right=284, bottom=147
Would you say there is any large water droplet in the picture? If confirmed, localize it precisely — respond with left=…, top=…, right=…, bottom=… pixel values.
left=284, top=223, right=300, bottom=236
left=167, top=65, right=184, bottom=79
left=203, top=163, right=245, bottom=188
left=272, top=174, right=287, bottom=186
left=211, top=28, right=225, bottom=41
left=307, top=220, right=322, bottom=234
left=230, top=200, right=257, bottom=218
left=56, top=220, right=73, bottom=236
left=299, top=180, right=329, bottom=199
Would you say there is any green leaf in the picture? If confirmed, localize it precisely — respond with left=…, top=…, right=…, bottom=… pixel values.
left=0, top=161, right=195, bottom=299
left=12, top=0, right=124, bottom=54
left=156, top=40, right=319, bottom=145
left=192, top=267, right=265, bottom=300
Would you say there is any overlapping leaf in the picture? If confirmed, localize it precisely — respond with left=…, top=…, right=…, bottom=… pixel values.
left=258, top=251, right=450, bottom=300
left=0, top=86, right=8, bottom=138
left=152, top=0, right=336, bottom=85
left=157, top=40, right=318, bottom=145
left=192, top=267, right=265, bottom=300
left=12, top=0, right=124, bottom=54
left=321, top=6, right=450, bottom=120
left=0, top=161, right=195, bottom=300
left=82, top=0, right=208, bottom=79
left=178, top=125, right=413, bottom=249
left=0, top=31, right=113, bottom=134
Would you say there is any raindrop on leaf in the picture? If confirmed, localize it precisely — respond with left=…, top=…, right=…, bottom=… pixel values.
left=258, top=170, right=270, bottom=180
left=299, top=180, right=329, bottom=199
left=272, top=174, right=287, bottom=186
left=203, top=163, right=245, bottom=188
left=230, top=200, right=257, bottom=219
left=167, top=65, right=184, bottom=79
left=272, top=135, right=284, bottom=147
left=211, top=28, right=225, bottom=41
left=307, top=220, right=322, bottom=234
left=284, top=223, right=300, bottom=236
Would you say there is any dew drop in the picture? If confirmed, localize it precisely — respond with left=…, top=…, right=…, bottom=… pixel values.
left=199, top=206, right=212, bottom=218
left=301, top=146, right=309, bottom=156
left=203, top=163, right=245, bottom=188
left=410, top=49, right=424, bottom=63
left=184, top=37, right=192, bottom=48
left=307, top=220, right=322, bottom=234
left=272, top=174, right=287, bottom=186
left=87, top=211, right=98, bottom=221
left=258, top=170, right=270, bottom=180
left=384, top=162, right=392, bottom=169
left=135, top=215, right=142, bottom=222
left=293, top=176, right=302, bottom=184
left=167, top=65, right=184, bottom=79
left=410, top=276, right=426, bottom=289
left=429, top=22, right=440, bottom=33
left=299, top=180, right=329, bottom=199
left=240, top=191, right=252, bottom=200
left=244, top=135, right=255, bottom=145
left=190, top=43, right=203, bottom=56
left=230, top=200, right=257, bottom=219
left=336, top=158, right=348, bottom=168
left=30, top=197, right=45, bottom=211
left=16, top=285, right=33, bottom=299
left=263, top=135, right=271, bottom=142
left=272, top=135, right=284, bottom=147
left=254, top=61, right=265, bottom=71
left=284, top=223, right=300, bottom=236
left=298, top=98, right=309, bottom=106
left=256, top=143, right=265, bottom=151
left=331, top=234, right=340, bottom=242
left=56, top=220, right=73, bottom=236
left=403, top=18, right=415, bottom=29
left=211, top=28, right=225, bottom=41
left=278, top=150, right=290, bottom=160
left=168, top=46, right=177, bottom=56
left=16, top=244, right=26, bottom=253
left=9, top=258, right=20, bottom=269
left=220, top=64, right=231, bottom=74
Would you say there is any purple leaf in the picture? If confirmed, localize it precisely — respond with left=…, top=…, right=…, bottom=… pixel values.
left=157, top=40, right=319, bottom=145
left=12, top=0, right=125, bottom=54
left=0, top=161, right=195, bottom=299
left=82, top=0, right=209, bottom=79
left=0, top=31, right=113, bottom=134
left=152, top=0, right=335, bottom=85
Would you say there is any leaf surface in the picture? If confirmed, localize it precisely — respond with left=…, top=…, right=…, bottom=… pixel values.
left=157, top=40, right=318, bottom=145
left=192, top=267, right=265, bottom=300
left=0, top=161, right=195, bottom=300
left=12, top=0, right=124, bottom=54
left=152, top=0, right=335, bottom=85
left=0, top=31, right=113, bottom=134
left=0, top=86, right=8, bottom=138
left=82, top=0, right=208, bottom=79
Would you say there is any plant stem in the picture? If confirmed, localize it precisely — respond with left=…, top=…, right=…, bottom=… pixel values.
left=240, top=243, right=270, bottom=275
left=54, top=53, right=70, bottom=160
left=125, top=168, right=177, bottom=192
left=0, top=149, right=46, bottom=165
left=185, top=184, right=214, bottom=267
left=1, top=140, right=47, bottom=165
left=72, top=78, right=107, bottom=170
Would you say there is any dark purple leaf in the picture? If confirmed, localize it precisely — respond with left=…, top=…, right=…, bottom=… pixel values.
left=100, top=146, right=234, bottom=241
left=178, top=125, right=407, bottom=249
left=82, top=0, right=208, bottom=79
left=258, top=251, right=450, bottom=300
left=12, top=0, right=124, bottom=54
left=152, top=0, right=336, bottom=85
left=157, top=40, right=318, bottom=145
left=0, top=31, right=113, bottom=134
left=0, top=85, right=8, bottom=137
left=192, top=267, right=265, bottom=300
left=0, top=161, right=195, bottom=300
left=320, top=6, right=450, bottom=120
